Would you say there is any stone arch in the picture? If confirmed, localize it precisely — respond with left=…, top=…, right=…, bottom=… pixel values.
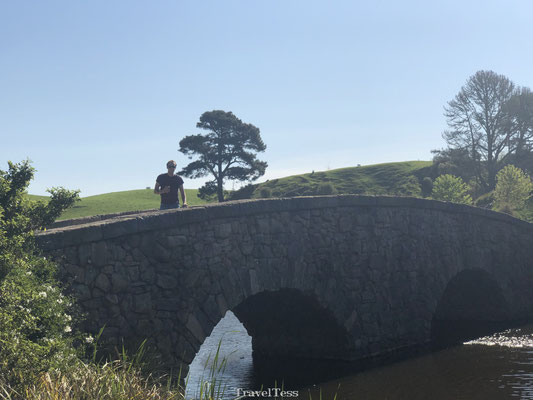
left=232, top=288, right=353, bottom=360
left=431, top=268, right=511, bottom=346
left=178, top=287, right=353, bottom=378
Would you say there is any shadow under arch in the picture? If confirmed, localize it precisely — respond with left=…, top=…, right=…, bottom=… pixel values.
left=187, top=288, right=355, bottom=391
left=431, top=268, right=511, bottom=348
left=233, top=288, right=352, bottom=361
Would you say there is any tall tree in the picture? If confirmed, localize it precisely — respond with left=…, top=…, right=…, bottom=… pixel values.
left=178, top=110, right=267, bottom=202
left=504, top=87, right=533, bottom=161
left=442, top=70, right=515, bottom=191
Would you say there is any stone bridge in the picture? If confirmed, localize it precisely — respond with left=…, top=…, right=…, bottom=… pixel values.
left=36, top=196, right=533, bottom=375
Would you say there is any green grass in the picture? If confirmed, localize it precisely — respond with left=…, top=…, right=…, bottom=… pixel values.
left=27, top=162, right=434, bottom=221
left=30, top=160, right=533, bottom=223
left=28, top=189, right=209, bottom=221
left=231, top=161, right=433, bottom=199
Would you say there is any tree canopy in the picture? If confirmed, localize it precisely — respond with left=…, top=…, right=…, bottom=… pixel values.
left=493, top=164, right=533, bottom=214
left=431, top=174, right=472, bottom=205
left=178, top=110, right=267, bottom=202
left=436, top=70, right=533, bottom=193
left=441, top=70, right=515, bottom=191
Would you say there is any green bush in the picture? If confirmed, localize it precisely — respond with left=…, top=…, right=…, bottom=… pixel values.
left=316, top=182, right=337, bottom=195
left=259, top=187, right=272, bottom=198
left=0, top=160, right=80, bottom=390
left=420, top=177, right=433, bottom=197
left=493, top=165, right=533, bottom=213
left=431, top=174, right=472, bottom=205
left=474, top=191, right=495, bottom=209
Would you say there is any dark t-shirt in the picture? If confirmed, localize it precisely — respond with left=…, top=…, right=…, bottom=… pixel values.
left=156, top=173, right=184, bottom=205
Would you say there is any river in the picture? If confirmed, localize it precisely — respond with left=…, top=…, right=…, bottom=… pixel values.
left=186, top=312, right=533, bottom=399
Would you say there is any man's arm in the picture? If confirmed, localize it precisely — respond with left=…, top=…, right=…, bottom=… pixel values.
left=154, top=181, right=170, bottom=195
left=179, top=185, right=187, bottom=207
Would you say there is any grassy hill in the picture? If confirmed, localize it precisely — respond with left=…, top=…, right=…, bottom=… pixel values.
left=27, top=161, right=533, bottom=223
left=230, top=161, right=434, bottom=199
left=27, top=161, right=435, bottom=221
left=28, top=189, right=208, bottom=221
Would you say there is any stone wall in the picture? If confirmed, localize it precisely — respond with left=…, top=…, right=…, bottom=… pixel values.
left=36, top=195, right=533, bottom=375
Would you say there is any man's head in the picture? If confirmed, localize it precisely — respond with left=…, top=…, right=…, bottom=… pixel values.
left=166, top=160, right=177, bottom=175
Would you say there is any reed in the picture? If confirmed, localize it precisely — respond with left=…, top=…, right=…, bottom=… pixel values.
left=0, top=332, right=339, bottom=400
left=0, top=334, right=231, bottom=400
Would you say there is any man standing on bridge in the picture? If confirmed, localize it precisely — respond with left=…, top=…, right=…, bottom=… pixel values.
left=154, top=160, right=187, bottom=210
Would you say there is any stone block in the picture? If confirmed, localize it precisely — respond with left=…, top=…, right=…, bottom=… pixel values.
left=175, top=338, right=197, bottom=363
left=136, top=319, right=157, bottom=335
left=105, top=294, right=119, bottom=305
left=186, top=314, right=206, bottom=344
left=35, top=230, right=65, bottom=251
left=214, top=222, right=232, bottom=238
left=256, top=218, right=270, bottom=232
left=111, top=273, right=129, bottom=292
left=71, top=283, right=91, bottom=301
left=66, top=264, right=85, bottom=284
left=102, top=218, right=139, bottom=240
left=62, top=225, right=103, bottom=247
left=94, top=273, right=111, bottom=292
left=176, top=207, right=208, bottom=225
left=156, top=274, right=178, bottom=289
left=109, top=304, right=121, bottom=318
left=112, top=245, right=127, bottom=261
left=157, top=298, right=180, bottom=311
left=83, top=297, right=104, bottom=310
left=127, top=266, right=140, bottom=281
left=101, top=327, right=120, bottom=340
left=216, top=294, right=228, bottom=316
left=78, top=244, right=92, bottom=266
left=202, top=295, right=221, bottom=324
left=91, top=242, right=108, bottom=267
left=249, top=269, right=260, bottom=295
left=153, top=243, right=171, bottom=263
left=92, top=287, right=105, bottom=298
left=133, top=292, right=152, bottom=314
left=168, top=235, right=188, bottom=247
left=140, top=268, right=155, bottom=284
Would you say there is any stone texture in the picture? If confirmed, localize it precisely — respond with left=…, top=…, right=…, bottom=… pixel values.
left=35, top=195, right=533, bottom=373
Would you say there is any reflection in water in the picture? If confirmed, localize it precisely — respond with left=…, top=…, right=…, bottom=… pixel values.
left=187, top=312, right=533, bottom=399
left=186, top=312, right=254, bottom=398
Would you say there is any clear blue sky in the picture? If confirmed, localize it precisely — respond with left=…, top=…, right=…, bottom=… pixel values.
left=2, top=0, right=533, bottom=196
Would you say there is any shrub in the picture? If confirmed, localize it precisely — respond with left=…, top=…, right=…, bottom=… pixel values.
left=0, top=160, right=80, bottom=389
left=431, top=174, right=472, bottom=205
left=420, top=177, right=433, bottom=197
left=259, top=187, right=272, bottom=198
left=474, top=191, right=495, bottom=209
left=316, top=182, right=337, bottom=195
left=493, top=165, right=533, bottom=213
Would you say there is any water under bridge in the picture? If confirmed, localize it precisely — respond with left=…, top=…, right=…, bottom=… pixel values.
left=36, top=195, right=533, bottom=376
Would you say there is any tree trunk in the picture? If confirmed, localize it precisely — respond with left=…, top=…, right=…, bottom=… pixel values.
left=217, top=178, right=224, bottom=202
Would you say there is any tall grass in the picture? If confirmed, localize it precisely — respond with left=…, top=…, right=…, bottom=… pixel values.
left=0, top=335, right=234, bottom=400
left=188, top=340, right=229, bottom=400
left=0, top=329, right=342, bottom=400
left=0, top=335, right=184, bottom=400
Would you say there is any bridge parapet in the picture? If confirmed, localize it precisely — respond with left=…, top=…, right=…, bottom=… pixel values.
left=37, top=195, right=530, bottom=251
